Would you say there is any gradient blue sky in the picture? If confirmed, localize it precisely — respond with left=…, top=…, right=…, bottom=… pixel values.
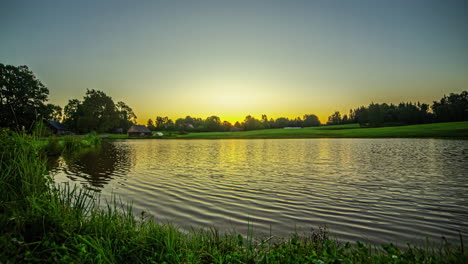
left=1, top=0, right=467, bottom=123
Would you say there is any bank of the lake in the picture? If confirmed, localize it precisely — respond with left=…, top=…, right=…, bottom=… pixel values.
left=105, top=121, right=468, bottom=140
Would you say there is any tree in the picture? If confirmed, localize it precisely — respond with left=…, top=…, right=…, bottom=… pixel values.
left=274, top=117, right=290, bottom=128
left=432, top=91, right=468, bottom=122
left=77, top=89, right=119, bottom=133
left=341, top=114, right=349, bottom=124
left=205, top=115, right=222, bottom=131
left=0, top=64, right=49, bottom=129
left=44, top=104, right=63, bottom=122
left=353, top=106, right=368, bottom=126
left=63, top=99, right=81, bottom=130
left=327, top=111, right=341, bottom=125
left=155, top=116, right=165, bottom=129
left=243, top=115, right=264, bottom=131
left=116, top=101, right=137, bottom=131
left=303, top=114, right=320, bottom=127
left=367, top=104, right=384, bottom=127
left=62, top=90, right=134, bottom=133
left=165, top=118, right=175, bottom=131
left=155, top=116, right=174, bottom=130
left=261, top=114, right=270, bottom=128
left=222, top=120, right=232, bottom=131
left=147, top=118, right=155, bottom=131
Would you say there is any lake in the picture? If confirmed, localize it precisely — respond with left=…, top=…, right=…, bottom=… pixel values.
left=49, top=138, right=468, bottom=244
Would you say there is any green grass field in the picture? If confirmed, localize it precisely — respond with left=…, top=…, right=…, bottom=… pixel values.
left=106, top=122, right=468, bottom=140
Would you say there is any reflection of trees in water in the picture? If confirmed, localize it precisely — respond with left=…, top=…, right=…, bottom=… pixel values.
left=61, top=141, right=135, bottom=191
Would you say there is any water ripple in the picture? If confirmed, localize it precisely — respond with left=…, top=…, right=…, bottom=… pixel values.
left=50, top=138, right=468, bottom=245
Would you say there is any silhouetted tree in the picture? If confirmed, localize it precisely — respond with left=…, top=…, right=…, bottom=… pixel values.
left=205, top=115, right=222, bottom=131
left=147, top=118, right=155, bottom=131
left=116, top=101, right=137, bottom=131
left=222, top=120, right=232, bottom=131
left=274, top=117, right=290, bottom=128
left=243, top=115, right=264, bottom=130
left=303, top=114, right=320, bottom=127
left=327, top=111, right=342, bottom=125
left=75, top=89, right=119, bottom=133
left=155, top=116, right=175, bottom=130
left=341, top=114, right=349, bottom=124
left=261, top=114, right=270, bottom=128
left=0, top=63, right=49, bottom=129
left=367, top=103, right=384, bottom=127
left=45, top=104, right=63, bottom=122
left=62, top=90, right=135, bottom=133
left=432, top=91, right=468, bottom=122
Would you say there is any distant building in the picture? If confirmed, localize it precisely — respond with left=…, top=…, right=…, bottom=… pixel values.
left=44, top=120, right=69, bottom=135
left=230, top=127, right=244, bottom=132
left=127, top=125, right=152, bottom=137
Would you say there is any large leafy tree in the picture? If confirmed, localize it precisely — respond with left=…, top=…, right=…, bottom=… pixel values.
left=44, top=104, right=63, bottom=122
left=116, top=101, right=137, bottom=131
left=432, top=91, right=468, bottom=122
left=0, top=63, right=49, bottom=129
left=205, top=115, right=222, bottom=131
left=63, top=89, right=135, bottom=133
left=77, top=89, right=119, bottom=133
left=327, top=111, right=342, bottom=125
left=147, top=118, right=156, bottom=131
left=63, top=99, right=81, bottom=130
left=243, top=115, right=264, bottom=131
left=155, top=116, right=174, bottom=130
left=303, top=114, right=320, bottom=127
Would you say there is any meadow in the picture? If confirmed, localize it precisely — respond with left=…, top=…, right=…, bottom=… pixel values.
left=105, top=121, right=468, bottom=140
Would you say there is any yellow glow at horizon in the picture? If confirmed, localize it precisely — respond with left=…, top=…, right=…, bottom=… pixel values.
left=132, top=76, right=339, bottom=125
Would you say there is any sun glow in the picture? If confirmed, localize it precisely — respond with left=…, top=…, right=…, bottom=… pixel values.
left=209, top=89, right=259, bottom=109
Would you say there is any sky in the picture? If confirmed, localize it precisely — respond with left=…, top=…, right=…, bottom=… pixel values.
left=1, top=0, right=467, bottom=124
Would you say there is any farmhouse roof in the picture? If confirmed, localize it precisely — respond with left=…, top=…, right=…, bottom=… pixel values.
left=45, top=120, right=67, bottom=130
left=127, top=125, right=151, bottom=133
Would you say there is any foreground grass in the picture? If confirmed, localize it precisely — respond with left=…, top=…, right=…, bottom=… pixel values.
left=105, top=122, right=468, bottom=140
left=1, top=133, right=467, bottom=263
left=34, top=132, right=102, bottom=156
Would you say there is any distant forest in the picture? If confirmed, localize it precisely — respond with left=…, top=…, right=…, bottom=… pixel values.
left=1, top=63, right=467, bottom=134
left=325, top=91, right=468, bottom=127
left=147, top=90, right=467, bottom=132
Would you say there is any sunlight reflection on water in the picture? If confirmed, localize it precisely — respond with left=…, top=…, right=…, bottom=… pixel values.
left=50, top=138, right=468, bottom=244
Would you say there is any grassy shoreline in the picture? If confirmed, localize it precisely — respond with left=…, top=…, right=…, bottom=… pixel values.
left=105, top=122, right=468, bottom=140
left=1, top=133, right=467, bottom=263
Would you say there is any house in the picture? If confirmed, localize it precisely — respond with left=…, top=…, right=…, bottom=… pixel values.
left=127, top=125, right=152, bottom=137
left=45, top=120, right=69, bottom=135
left=230, top=127, right=244, bottom=132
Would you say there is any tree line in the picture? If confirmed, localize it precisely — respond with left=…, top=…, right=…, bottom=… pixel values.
left=146, top=114, right=321, bottom=132
left=326, top=91, right=468, bottom=127
left=1, top=63, right=136, bottom=133
left=1, top=63, right=467, bottom=133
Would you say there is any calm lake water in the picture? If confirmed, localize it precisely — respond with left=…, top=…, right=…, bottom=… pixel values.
left=49, top=138, right=468, bottom=244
